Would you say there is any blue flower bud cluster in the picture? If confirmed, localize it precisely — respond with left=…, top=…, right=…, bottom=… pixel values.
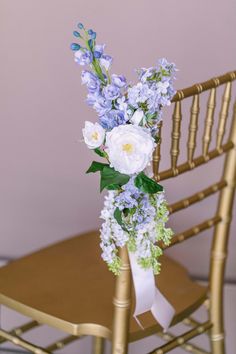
left=70, top=23, right=176, bottom=135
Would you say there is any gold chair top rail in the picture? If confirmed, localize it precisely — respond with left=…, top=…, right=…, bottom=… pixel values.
left=172, top=70, right=236, bottom=102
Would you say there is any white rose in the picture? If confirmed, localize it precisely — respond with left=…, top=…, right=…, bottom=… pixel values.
left=82, top=121, right=105, bottom=149
left=105, top=124, right=155, bottom=174
left=130, top=109, right=144, bottom=125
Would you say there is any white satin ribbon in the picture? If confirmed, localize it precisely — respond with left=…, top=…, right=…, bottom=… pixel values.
left=128, top=251, right=175, bottom=332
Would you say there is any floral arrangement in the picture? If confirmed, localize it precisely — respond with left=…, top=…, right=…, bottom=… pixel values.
left=71, top=23, right=177, bottom=275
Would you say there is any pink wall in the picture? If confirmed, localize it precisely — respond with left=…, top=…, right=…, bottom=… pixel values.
left=1, top=0, right=236, bottom=279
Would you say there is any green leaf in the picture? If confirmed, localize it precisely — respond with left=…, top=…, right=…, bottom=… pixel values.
left=94, top=148, right=108, bottom=158
left=86, top=161, right=109, bottom=174
left=114, top=207, right=123, bottom=226
left=100, top=166, right=130, bottom=192
left=114, top=207, right=129, bottom=232
left=106, top=183, right=121, bottom=190
left=146, top=112, right=157, bottom=121
left=134, top=172, right=163, bottom=194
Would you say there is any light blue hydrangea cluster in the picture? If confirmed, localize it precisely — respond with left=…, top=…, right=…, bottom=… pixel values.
left=100, top=178, right=173, bottom=275
left=71, top=23, right=176, bottom=136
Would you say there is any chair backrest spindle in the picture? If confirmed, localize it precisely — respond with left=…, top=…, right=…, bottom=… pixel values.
left=171, top=101, right=182, bottom=171
left=187, top=94, right=200, bottom=163
left=216, top=81, right=232, bottom=149
left=202, top=88, right=216, bottom=156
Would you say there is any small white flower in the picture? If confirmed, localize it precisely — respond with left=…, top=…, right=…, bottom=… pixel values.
left=105, top=124, right=155, bottom=174
left=82, top=121, right=105, bottom=149
left=130, top=109, right=144, bottom=125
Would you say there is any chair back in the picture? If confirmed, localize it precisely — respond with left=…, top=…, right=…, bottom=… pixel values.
left=112, top=71, right=236, bottom=353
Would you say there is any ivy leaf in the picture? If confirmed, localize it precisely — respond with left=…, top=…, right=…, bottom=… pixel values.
left=114, top=207, right=123, bottom=226
left=134, top=172, right=163, bottom=194
left=94, top=148, right=108, bottom=158
left=114, top=207, right=129, bottom=232
left=86, top=161, right=109, bottom=174
left=100, top=166, right=130, bottom=192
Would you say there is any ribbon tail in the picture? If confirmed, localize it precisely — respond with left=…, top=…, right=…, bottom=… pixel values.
left=151, top=287, right=175, bottom=332
left=128, top=251, right=175, bottom=331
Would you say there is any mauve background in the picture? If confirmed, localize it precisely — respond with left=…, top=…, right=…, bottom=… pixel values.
left=0, top=0, right=236, bottom=352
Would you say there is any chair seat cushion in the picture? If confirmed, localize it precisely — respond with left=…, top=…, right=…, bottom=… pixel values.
left=0, top=231, right=207, bottom=341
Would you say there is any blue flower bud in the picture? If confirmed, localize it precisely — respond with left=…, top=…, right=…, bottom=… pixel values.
left=88, top=39, right=93, bottom=49
left=70, top=43, right=81, bottom=51
left=94, top=51, right=101, bottom=58
left=88, top=29, right=93, bottom=35
left=91, top=32, right=96, bottom=39
left=73, top=31, right=81, bottom=38
left=77, top=23, right=84, bottom=29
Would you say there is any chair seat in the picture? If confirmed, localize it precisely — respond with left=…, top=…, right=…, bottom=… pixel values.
left=0, top=231, right=207, bottom=342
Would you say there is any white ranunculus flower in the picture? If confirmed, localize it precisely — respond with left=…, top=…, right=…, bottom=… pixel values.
left=105, top=124, right=155, bottom=174
left=82, top=121, right=105, bottom=149
left=130, top=109, right=144, bottom=125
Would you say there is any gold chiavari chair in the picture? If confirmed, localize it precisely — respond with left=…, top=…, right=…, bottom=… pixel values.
left=0, top=71, right=235, bottom=354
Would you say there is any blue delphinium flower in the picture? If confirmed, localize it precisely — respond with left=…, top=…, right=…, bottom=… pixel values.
left=81, top=70, right=100, bottom=93
left=111, top=74, right=127, bottom=88
left=100, top=54, right=113, bottom=70
left=74, top=49, right=93, bottom=65
left=87, top=93, right=112, bottom=116
left=94, top=44, right=105, bottom=58
left=103, top=84, right=120, bottom=100
left=99, top=109, right=127, bottom=130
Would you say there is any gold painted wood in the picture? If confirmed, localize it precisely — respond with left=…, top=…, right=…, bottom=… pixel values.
left=0, top=231, right=207, bottom=342
left=153, top=122, right=162, bottom=180
left=156, top=331, right=210, bottom=354
left=183, top=317, right=204, bottom=328
left=187, top=95, right=200, bottom=163
left=112, top=246, right=131, bottom=354
left=0, top=328, right=50, bottom=354
left=209, top=101, right=236, bottom=354
left=171, top=101, right=182, bottom=170
left=171, top=71, right=236, bottom=102
left=216, top=82, right=232, bottom=149
left=93, top=336, right=105, bottom=354
left=46, top=334, right=79, bottom=351
left=203, top=88, right=216, bottom=156
left=162, top=216, right=221, bottom=250
left=156, top=140, right=233, bottom=181
left=149, top=321, right=212, bottom=354
left=0, top=320, right=39, bottom=344
left=168, top=180, right=227, bottom=214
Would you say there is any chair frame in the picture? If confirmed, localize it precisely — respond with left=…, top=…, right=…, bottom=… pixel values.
left=0, top=71, right=235, bottom=354
left=111, top=71, right=236, bottom=354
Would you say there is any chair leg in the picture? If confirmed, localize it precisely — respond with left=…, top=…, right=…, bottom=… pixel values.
left=93, top=336, right=105, bottom=354
left=210, top=336, right=225, bottom=354
left=111, top=247, right=131, bottom=354
left=209, top=241, right=226, bottom=354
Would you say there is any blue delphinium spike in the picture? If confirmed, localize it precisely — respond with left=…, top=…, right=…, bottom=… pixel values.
left=70, top=43, right=81, bottom=51
left=73, top=31, right=81, bottom=38
left=77, top=23, right=84, bottom=29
